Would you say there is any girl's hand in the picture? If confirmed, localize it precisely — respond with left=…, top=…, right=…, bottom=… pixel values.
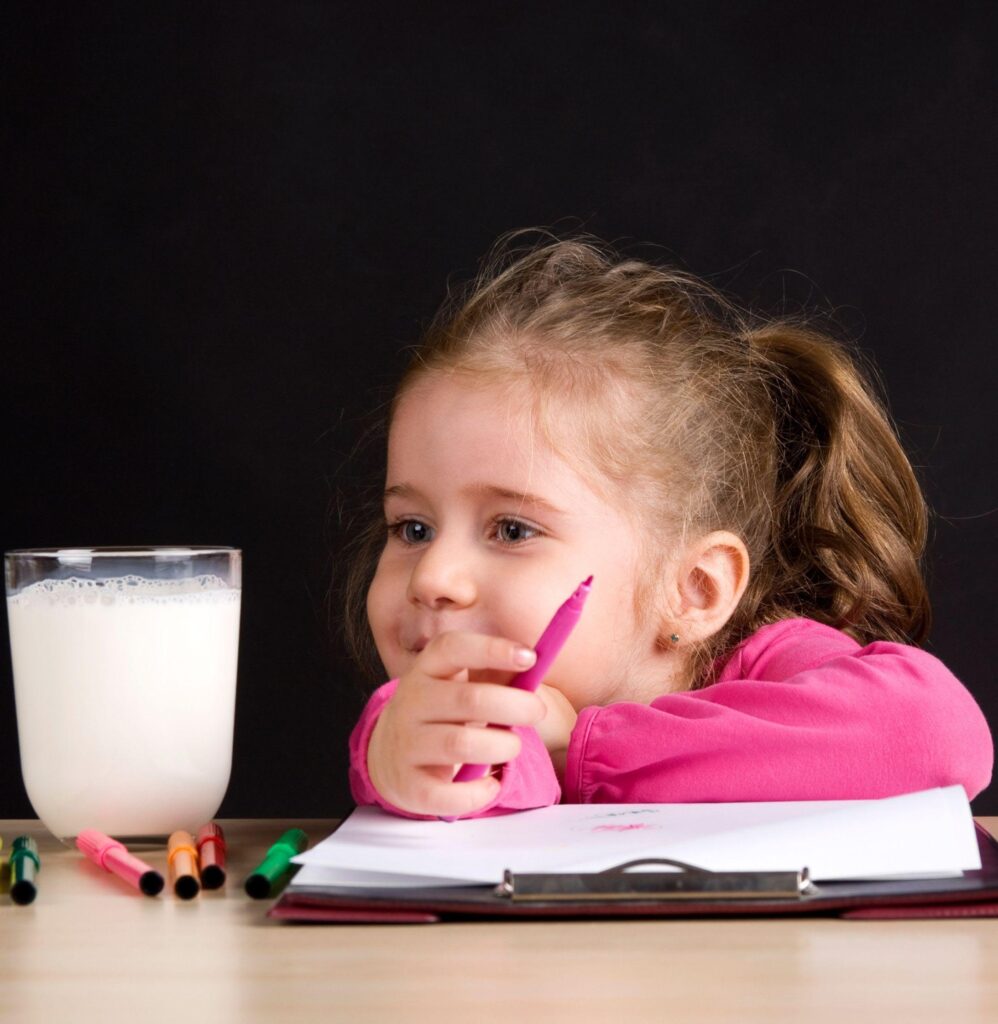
left=535, top=684, right=579, bottom=782
left=367, top=632, right=546, bottom=817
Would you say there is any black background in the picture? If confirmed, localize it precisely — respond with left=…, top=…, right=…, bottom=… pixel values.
left=3, top=2, right=996, bottom=817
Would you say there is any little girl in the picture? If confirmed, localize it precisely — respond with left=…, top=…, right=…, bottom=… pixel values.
left=343, top=230, right=993, bottom=820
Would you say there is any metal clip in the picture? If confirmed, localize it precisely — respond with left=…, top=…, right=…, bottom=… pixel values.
left=497, top=857, right=813, bottom=902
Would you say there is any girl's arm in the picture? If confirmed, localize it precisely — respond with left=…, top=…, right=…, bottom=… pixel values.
left=564, top=618, right=993, bottom=804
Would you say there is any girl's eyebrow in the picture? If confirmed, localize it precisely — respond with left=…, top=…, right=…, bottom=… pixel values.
left=383, top=482, right=566, bottom=517
left=383, top=483, right=416, bottom=502
left=468, top=483, right=567, bottom=517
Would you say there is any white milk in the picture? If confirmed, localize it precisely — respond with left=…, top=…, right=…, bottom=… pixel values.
left=7, top=575, right=240, bottom=839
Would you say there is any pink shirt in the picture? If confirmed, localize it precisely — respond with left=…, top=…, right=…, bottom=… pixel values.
left=348, top=618, right=994, bottom=818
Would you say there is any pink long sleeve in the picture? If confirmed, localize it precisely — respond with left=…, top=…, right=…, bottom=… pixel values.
left=348, top=618, right=993, bottom=818
left=565, top=619, right=993, bottom=804
left=348, top=679, right=561, bottom=818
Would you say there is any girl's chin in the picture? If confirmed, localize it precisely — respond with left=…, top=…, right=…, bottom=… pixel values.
left=385, top=655, right=415, bottom=678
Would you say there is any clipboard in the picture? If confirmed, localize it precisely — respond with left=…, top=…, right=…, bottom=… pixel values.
left=267, top=822, right=998, bottom=924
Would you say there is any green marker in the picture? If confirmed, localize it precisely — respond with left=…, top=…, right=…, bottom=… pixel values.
left=10, top=836, right=40, bottom=905
left=244, top=828, right=308, bottom=899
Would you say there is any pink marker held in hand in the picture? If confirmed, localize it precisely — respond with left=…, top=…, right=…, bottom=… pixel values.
left=452, top=575, right=593, bottom=783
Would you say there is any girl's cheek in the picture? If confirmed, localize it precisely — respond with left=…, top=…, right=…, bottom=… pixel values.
left=366, top=581, right=395, bottom=651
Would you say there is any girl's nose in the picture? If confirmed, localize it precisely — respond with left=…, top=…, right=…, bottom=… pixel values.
left=406, top=541, right=478, bottom=610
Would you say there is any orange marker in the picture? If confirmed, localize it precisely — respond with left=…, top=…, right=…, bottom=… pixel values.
left=196, top=823, right=227, bottom=890
left=167, top=830, right=201, bottom=900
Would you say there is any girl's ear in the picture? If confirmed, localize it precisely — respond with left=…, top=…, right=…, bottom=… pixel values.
left=665, top=531, right=750, bottom=645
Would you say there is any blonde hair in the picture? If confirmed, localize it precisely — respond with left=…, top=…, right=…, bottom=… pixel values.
left=342, top=230, right=930, bottom=689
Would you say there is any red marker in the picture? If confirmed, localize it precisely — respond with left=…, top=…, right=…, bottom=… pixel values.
left=196, top=822, right=227, bottom=890
left=76, top=829, right=164, bottom=896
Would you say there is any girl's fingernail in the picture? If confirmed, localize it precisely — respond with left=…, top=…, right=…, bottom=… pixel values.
left=514, top=646, right=536, bottom=667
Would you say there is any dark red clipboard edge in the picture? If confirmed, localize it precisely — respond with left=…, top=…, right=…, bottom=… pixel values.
left=267, top=822, right=998, bottom=925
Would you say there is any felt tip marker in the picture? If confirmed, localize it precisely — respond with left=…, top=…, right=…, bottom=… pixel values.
left=167, top=830, right=201, bottom=900
left=9, top=836, right=40, bottom=906
left=244, top=828, right=308, bottom=899
left=452, top=575, right=593, bottom=784
left=76, top=829, right=165, bottom=897
left=196, top=822, right=227, bottom=890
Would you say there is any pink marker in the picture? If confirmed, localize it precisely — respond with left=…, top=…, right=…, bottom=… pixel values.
left=452, top=576, right=593, bottom=783
left=76, top=829, right=165, bottom=896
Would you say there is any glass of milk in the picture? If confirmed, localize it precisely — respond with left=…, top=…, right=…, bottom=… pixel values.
left=4, top=546, right=241, bottom=842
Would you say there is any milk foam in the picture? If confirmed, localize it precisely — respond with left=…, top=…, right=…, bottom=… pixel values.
left=9, top=574, right=239, bottom=606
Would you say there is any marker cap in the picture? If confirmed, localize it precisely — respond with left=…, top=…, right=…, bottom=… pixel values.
left=168, top=830, right=201, bottom=900
left=197, top=822, right=227, bottom=890
left=244, top=828, right=308, bottom=899
left=10, top=836, right=40, bottom=905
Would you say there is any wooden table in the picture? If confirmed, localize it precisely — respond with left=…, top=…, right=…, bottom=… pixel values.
left=2, top=818, right=997, bottom=1023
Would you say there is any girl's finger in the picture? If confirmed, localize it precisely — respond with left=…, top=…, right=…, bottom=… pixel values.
left=407, top=772, right=502, bottom=819
left=419, top=676, right=545, bottom=728
left=418, top=631, right=536, bottom=680
left=406, top=722, right=523, bottom=768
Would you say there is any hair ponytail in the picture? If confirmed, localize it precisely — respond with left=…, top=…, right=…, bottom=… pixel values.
left=732, top=323, right=930, bottom=649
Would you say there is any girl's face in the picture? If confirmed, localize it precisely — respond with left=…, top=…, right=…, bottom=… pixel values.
left=367, top=374, right=679, bottom=709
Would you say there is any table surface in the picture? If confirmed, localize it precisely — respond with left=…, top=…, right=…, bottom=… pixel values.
left=2, top=818, right=997, bottom=1024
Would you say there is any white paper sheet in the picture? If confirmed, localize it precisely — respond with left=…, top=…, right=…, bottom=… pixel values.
left=291, top=785, right=981, bottom=888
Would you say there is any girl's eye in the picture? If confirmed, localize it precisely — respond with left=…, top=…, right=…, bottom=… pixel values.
left=494, top=518, right=538, bottom=545
left=389, top=519, right=433, bottom=545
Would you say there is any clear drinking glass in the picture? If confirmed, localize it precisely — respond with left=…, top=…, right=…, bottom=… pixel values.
left=4, top=546, right=241, bottom=841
